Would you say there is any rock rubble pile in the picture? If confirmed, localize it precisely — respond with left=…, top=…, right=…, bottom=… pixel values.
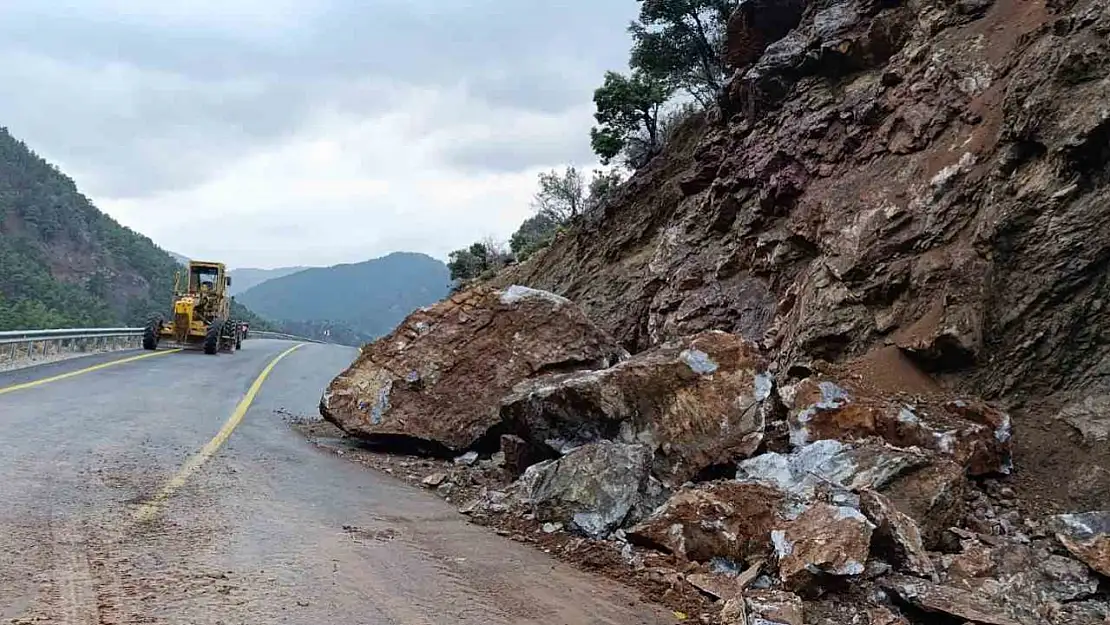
left=324, top=284, right=1110, bottom=624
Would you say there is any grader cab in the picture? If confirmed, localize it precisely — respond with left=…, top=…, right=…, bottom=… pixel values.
left=143, top=261, right=242, bottom=354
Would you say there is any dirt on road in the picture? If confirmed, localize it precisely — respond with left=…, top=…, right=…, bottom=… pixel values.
left=291, top=415, right=715, bottom=622
left=0, top=342, right=676, bottom=625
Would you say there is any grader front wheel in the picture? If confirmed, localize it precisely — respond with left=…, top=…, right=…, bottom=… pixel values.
left=204, top=322, right=221, bottom=355
left=221, top=319, right=240, bottom=353
left=142, top=314, right=162, bottom=351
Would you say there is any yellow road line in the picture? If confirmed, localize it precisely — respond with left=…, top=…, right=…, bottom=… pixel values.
left=133, top=343, right=304, bottom=522
left=0, top=349, right=182, bottom=396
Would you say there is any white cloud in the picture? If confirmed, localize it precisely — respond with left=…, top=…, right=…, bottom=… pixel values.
left=10, top=0, right=316, bottom=37
left=99, top=93, right=565, bottom=268
left=0, top=0, right=637, bottom=268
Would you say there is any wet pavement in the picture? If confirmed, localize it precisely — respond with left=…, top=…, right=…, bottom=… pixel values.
left=0, top=340, right=672, bottom=624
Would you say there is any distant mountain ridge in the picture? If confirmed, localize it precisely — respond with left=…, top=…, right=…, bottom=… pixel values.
left=163, top=252, right=308, bottom=296
left=228, top=266, right=309, bottom=296
left=236, top=252, right=451, bottom=343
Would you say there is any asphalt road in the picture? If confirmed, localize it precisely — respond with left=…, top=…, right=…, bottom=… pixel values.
left=0, top=339, right=672, bottom=625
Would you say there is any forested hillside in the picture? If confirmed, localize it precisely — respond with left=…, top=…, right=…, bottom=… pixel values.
left=237, top=252, right=451, bottom=343
left=229, top=266, right=309, bottom=296
left=0, top=127, right=251, bottom=331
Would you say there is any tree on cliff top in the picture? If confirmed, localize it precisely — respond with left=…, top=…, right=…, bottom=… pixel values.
left=590, top=70, right=674, bottom=168
left=587, top=168, right=626, bottom=212
left=533, top=166, right=586, bottom=223
left=629, top=0, right=741, bottom=106
left=510, top=213, right=559, bottom=261
left=532, top=166, right=627, bottom=224
left=447, top=238, right=511, bottom=283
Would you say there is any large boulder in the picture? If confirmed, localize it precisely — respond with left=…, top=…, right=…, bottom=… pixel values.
left=320, top=285, right=626, bottom=452
left=936, top=536, right=1100, bottom=605
left=517, top=441, right=666, bottom=539
left=735, top=438, right=930, bottom=501
left=626, top=481, right=796, bottom=565
left=1050, top=511, right=1110, bottom=577
left=736, top=439, right=966, bottom=548
left=501, top=331, right=772, bottom=485
left=782, top=371, right=1013, bottom=476
left=773, top=502, right=874, bottom=592
left=880, top=575, right=1028, bottom=625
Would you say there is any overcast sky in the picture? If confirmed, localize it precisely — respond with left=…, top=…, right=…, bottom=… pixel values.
left=0, top=1, right=637, bottom=269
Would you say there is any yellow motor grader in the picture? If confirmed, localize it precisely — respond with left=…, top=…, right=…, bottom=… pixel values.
left=143, top=260, right=242, bottom=354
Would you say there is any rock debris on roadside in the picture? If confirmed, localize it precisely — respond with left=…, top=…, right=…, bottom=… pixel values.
left=312, top=0, right=1110, bottom=620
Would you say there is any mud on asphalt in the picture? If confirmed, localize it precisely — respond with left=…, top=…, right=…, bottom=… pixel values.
left=6, top=460, right=247, bottom=624
left=284, top=411, right=715, bottom=622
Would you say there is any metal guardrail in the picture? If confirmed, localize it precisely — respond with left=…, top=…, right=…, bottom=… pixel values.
left=0, top=327, right=145, bottom=370
left=0, top=327, right=323, bottom=345
left=0, top=327, right=322, bottom=364
left=0, top=326, right=328, bottom=374
left=249, top=330, right=326, bottom=344
left=0, top=327, right=143, bottom=345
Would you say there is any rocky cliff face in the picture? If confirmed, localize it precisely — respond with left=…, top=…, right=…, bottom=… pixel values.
left=504, top=0, right=1110, bottom=511
left=320, top=2, right=1110, bottom=620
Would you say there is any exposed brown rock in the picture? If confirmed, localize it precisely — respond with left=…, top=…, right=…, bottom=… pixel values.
left=501, top=331, right=772, bottom=484
left=878, top=458, right=966, bottom=549
left=802, top=600, right=913, bottom=625
left=498, top=0, right=1110, bottom=513
left=627, top=481, right=792, bottom=565
left=735, top=438, right=966, bottom=548
left=718, top=596, right=749, bottom=625
left=880, top=574, right=1029, bottom=625
left=783, top=372, right=1012, bottom=476
left=773, top=502, right=874, bottom=592
left=725, top=0, right=809, bottom=69
left=684, top=573, right=744, bottom=602
left=498, top=434, right=549, bottom=477
left=1050, top=511, right=1110, bottom=577
left=937, top=537, right=1100, bottom=607
left=742, top=589, right=804, bottom=625
left=862, top=606, right=910, bottom=625
left=860, top=489, right=936, bottom=579
left=320, top=285, right=625, bottom=451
